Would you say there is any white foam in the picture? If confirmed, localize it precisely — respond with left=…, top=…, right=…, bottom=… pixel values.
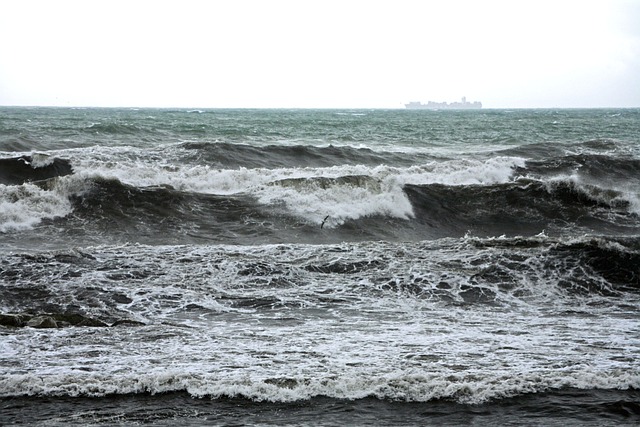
left=252, top=156, right=524, bottom=224
left=627, top=193, right=640, bottom=216
left=0, top=181, right=74, bottom=232
left=395, top=156, right=527, bottom=186
left=254, top=175, right=413, bottom=225
left=1, top=240, right=638, bottom=403
left=29, top=153, right=57, bottom=168
left=72, top=155, right=525, bottom=192
left=1, top=361, right=637, bottom=404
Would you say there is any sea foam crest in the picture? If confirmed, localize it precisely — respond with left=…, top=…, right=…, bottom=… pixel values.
left=250, top=156, right=524, bottom=224
left=256, top=175, right=413, bottom=225
left=0, top=181, right=73, bottom=232
left=544, top=173, right=640, bottom=216
left=29, top=153, right=58, bottom=168
left=71, top=155, right=525, bottom=192
left=397, top=156, right=527, bottom=186
left=1, top=370, right=638, bottom=404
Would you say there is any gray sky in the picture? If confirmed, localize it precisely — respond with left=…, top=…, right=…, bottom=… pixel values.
left=1, top=0, right=639, bottom=108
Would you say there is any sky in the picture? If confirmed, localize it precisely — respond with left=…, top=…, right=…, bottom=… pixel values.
left=0, top=0, right=639, bottom=109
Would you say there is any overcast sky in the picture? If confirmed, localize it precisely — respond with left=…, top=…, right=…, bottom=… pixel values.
left=1, top=0, right=639, bottom=108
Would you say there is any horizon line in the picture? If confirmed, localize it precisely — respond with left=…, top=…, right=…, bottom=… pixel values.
left=1, top=104, right=639, bottom=110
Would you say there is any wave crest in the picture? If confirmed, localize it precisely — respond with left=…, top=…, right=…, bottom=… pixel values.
left=2, top=370, right=638, bottom=405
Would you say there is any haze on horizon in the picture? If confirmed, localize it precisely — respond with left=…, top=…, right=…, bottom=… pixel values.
left=1, top=0, right=639, bottom=109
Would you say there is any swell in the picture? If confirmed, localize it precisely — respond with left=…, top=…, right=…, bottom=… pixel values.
left=495, top=139, right=640, bottom=186
left=0, top=155, right=73, bottom=185
left=2, top=148, right=639, bottom=244
left=4, top=174, right=638, bottom=246
left=499, top=138, right=622, bottom=158
left=177, top=141, right=438, bottom=168
left=404, top=178, right=639, bottom=238
left=517, top=153, right=640, bottom=184
left=66, top=177, right=285, bottom=243
left=60, top=176, right=412, bottom=245
left=82, top=121, right=150, bottom=136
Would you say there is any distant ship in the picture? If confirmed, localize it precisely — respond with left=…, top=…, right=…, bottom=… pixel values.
left=405, top=97, right=482, bottom=110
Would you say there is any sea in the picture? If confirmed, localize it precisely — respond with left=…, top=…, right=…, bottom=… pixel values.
left=1, top=107, right=639, bottom=426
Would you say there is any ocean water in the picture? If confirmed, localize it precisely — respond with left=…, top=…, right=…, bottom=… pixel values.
left=1, top=107, right=639, bottom=425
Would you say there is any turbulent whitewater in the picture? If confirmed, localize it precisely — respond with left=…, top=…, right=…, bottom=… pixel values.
left=1, top=107, right=639, bottom=425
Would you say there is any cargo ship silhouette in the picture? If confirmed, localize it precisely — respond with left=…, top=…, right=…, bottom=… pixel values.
left=405, top=96, right=482, bottom=109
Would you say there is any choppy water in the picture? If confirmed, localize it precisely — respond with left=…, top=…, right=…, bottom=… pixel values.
left=1, top=107, right=639, bottom=425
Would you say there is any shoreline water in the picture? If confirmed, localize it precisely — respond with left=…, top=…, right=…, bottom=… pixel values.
left=3, top=389, right=640, bottom=426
